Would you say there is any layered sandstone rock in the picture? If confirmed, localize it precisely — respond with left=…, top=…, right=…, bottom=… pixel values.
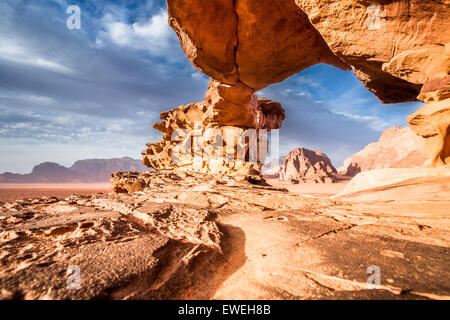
left=407, top=100, right=450, bottom=167
left=339, top=126, right=428, bottom=176
left=279, top=148, right=337, bottom=183
left=142, top=93, right=285, bottom=176
left=167, top=0, right=349, bottom=91
left=407, top=77, right=450, bottom=168
left=295, top=0, right=450, bottom=102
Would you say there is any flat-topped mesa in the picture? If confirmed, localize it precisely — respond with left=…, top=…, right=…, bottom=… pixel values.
left=142, top=81, right=285, bottom=176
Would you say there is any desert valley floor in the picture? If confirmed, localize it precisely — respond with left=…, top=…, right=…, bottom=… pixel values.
left=0, top=184, right=111, bottom=203
left=0, top=180, right=346, bottom=202
left=0, top=173, right=449, bottom=300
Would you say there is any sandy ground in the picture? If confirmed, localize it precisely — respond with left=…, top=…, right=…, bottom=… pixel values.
left=0, top=179, right=350, bottom=202
left=266, top=179, right=349, bottom=197
left=213, top=199, right=450, bottom=300
left=1, top=173, right=449, bottom=299
left=0, top=183, right=111, bottom=202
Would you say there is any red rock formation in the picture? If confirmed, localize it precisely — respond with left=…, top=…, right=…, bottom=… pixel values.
left=408, top=77, right=450, bottom=167
left=339, top=127, right=428, bottom=176
left=142, top=1, right=449, bottom=175
left=279, top=148, right=337, bottom=183
left=142, top=96, right=285, bottom=176
left=167, top=0, right=449, bottom=103
left=296, top=0, right=450, bottom=102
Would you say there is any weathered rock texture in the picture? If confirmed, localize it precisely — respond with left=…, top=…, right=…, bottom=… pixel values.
left=142, top=93, right=285, bottom=176
left=1, top=172, right=449, bottom=299
left=408, top=79, right=450, bottom=167
left=168, top=0, right=449, bottom=103
left=334, top=168, right=450, bottom=201
left=279, top=148, right=337, bottom=183
left=295, top=1, right=450, bottom=102
left=339, top=127, right=428, bottom=176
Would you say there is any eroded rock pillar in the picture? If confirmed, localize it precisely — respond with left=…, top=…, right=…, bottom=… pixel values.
left=407, top=76, right=450, bottom=167
left=142, top=80, right=285, bottom=176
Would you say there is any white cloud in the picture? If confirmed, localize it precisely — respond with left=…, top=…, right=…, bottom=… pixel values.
left=0, top=40, right=74, bottom=74
left=331, top=110, right=389, bottom=131
left=99, top=9, right=175, bottom=55
left=0, top=91, right=56, bottom=105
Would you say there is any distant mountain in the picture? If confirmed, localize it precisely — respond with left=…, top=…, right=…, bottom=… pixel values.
left=0, top=157, right=150, bottom=183
left=279, top=148, right=337, bottom=183
left=262, top=148, right=338, bottom=183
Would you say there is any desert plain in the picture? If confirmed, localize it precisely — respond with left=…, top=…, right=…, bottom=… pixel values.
left=0, top=184, right=111, bottom=203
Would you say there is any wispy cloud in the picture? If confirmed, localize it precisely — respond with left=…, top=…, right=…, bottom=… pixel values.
left=0, top=40, right=74, bottom=74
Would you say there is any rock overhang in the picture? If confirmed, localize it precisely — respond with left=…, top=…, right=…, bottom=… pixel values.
left=167, top=0, right=449, bottom=103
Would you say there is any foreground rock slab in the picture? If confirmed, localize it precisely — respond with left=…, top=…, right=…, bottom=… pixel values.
left=0, top=173, right=449, bottom=299
left=335, top=168, right=450, bottom=201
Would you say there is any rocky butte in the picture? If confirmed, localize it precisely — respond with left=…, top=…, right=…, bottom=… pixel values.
left=279, top=148, right=337, bottom=184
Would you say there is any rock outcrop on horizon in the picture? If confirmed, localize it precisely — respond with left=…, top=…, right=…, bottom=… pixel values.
left=279, top=148, right=337, bottom=183
left=0, top=157, right=148, bottom=183
left=339, top=126, right=428, bottom=176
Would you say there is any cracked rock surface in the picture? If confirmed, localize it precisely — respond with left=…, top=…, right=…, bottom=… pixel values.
left=0, top=172, right=449, bottom=299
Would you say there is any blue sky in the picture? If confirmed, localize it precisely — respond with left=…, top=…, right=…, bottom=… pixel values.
left=0, top=0, right=423, bottom=173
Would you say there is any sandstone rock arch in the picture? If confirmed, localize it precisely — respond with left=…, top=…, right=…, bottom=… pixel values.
left=142, top=0, right=450, bottom=175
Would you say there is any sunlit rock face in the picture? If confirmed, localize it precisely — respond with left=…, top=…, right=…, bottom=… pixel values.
left=142, top=0, right=449, bottom=174
left=279, top=148, right=337, bottom=183
left=142, top=93, right=285, bottom=176
left=295, top=0, right=450, bottom=102
left=167, top=0, right=449, bottom=102
left=407, top=77, right=450, bottom=168
left=339, top=127, right=428, bottom=176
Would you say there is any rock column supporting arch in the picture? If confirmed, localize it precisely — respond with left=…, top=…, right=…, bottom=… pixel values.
left=141, top=80, right=286, bottom=176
